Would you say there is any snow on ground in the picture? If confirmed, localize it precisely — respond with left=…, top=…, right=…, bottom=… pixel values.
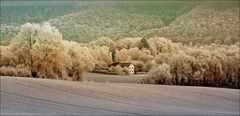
left=0, top=76, right=239, bottom=115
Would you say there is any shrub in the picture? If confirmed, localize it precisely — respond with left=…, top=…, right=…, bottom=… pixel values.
left=65, top=41, right=96, bottom=81
left=0, top=66, right=17, bottom=76
left=112, top=65, right=125, bottom=75
left=16, top=67, right=31, bottom=77
left=143, top=63, right=173, bottom=85
left=0, top=46, right=17, bottom=66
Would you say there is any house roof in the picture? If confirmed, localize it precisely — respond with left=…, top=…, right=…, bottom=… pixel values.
left=119, top=63, right=133, bottom=67
left=121, top=60, right=143, bottom=65
left=108, top=62, right=120, bottom=67
left=108, top=62, right=134, bottom=67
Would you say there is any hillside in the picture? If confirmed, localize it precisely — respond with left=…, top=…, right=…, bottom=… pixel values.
left=49, top=7, right=165, bottom=43
left=0, top=1, right=239, bottom=45
left=0, top=1, right=200, bottom=44
left=135, top=5, right=240, bottom=44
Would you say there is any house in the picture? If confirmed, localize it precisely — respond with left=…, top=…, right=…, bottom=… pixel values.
left=108, top=62, right=135, bottom=75
left=119, top=63, right=135, bottom=75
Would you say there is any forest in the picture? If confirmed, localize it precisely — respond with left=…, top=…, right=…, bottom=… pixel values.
left=0, top=22, right=239, bottom=88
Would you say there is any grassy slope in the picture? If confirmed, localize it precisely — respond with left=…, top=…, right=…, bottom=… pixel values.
left=0, top=1, right=199, bottom=44
left=48, top=6, right=166, bottom=43
left=114, top=1, right=201, bottom=25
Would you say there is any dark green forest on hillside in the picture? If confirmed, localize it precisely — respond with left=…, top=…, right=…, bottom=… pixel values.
left=1, top=1, right=239, bottom=45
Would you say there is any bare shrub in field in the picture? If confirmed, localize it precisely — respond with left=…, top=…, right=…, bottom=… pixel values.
left=16, top=67, right=31, bottom=77
left=112, top=65, right=125, bottom=75
left=142, top=63, right=172, bottom=85
left=0, top=46, right=17, bottom=66
left=0, top=66, right=17, bottom=76
left=64, top=41, right=95, bottom=81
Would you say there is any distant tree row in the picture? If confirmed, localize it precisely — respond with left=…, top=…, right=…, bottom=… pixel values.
left=0, top=23, right=239, bottom=88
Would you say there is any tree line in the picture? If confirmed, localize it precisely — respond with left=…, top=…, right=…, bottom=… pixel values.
left=0, top=23, right=239, bottom=88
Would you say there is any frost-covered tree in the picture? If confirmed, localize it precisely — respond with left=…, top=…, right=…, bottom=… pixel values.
left=9, top=22, right=68, bottom=79
left=64, top=41, right=95, bottom=81
left=115, top=47, right=153, bottom=63
left=91, top=46, right=112, bottom=70
left=115, top=48, right=130, bottom=62
left=10, top=23, right=41, bottom=67
left=148, top=37, right=177, bottom=56
left=1, top=20, right=239, bottom=88
left=30, top=23, right=68, bottom=79
left=142, top=63, right=172, bottom=85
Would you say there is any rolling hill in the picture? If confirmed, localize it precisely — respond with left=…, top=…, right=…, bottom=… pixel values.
left=0, top=1, right=239, bottom=45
